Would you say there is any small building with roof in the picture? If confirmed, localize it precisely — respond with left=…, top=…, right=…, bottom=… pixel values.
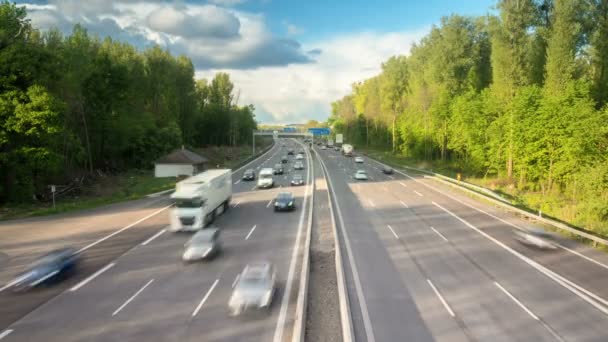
left=154, top=147, right=208, bottom=177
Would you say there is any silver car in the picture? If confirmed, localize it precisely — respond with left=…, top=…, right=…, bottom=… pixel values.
left=295, top=153, right=304, bottom=160
left=228, top=262, right=276, bottom=316
left=354, top=156, right=364, bottom=163
left=354, top=170, right=368, bottom=180
left=182, top=228, right=222, bottom=262
left=294, top=161, right=304, bottom=170
left=513, top=228, right=558, bottom=250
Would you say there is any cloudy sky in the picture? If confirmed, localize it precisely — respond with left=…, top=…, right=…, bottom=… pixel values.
left=17, top=0, right=495, bottom=124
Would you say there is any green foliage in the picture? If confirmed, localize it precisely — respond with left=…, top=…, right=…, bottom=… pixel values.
left=0, top=2, right=257, bottom=204
left=330, top=1, right=608, bottom=232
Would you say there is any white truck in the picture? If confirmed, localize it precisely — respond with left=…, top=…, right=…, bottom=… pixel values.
left=342, top=144, right=354, bottom=156
left=335, top=134, right=344, bottom=146
left=257, top=168, right=274, bottom=189
left=328, top=139, right=334, bottom=147
left=169, top=169, right=232, bottom=232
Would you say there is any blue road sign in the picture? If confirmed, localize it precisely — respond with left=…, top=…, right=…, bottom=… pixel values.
left=283, top=127, right=297, bottom=132
left=308, top=128, right=330, bottom=136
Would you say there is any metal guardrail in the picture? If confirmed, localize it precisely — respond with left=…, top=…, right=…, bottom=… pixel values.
left=315, top=147, right=355, bottom=342
left=361, top=152, right=608, bottom=247
left=425, top=175, right=608, bottom=246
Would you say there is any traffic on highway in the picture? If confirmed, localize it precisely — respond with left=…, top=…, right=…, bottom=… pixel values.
left=2, top=137, right=608, bottom=342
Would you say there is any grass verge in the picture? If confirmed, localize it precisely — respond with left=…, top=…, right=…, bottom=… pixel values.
left=0, top=141, right=273, bottom=221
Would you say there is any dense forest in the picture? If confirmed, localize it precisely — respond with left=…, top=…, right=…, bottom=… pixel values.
left=0, top=2, right=257, bottom=203
left=330, top=0, right=608, bottom=232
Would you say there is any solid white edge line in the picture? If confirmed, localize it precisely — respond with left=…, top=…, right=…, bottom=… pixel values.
left=432, top=200, right=608, bottom=315
left=557, top=245, right=608, bottom=272
left=368, top=199, right=375, bottom=208
left=399, top=182, right=407, bottom=188
left=414, top=190, right=423, bottom=197
left=192, top=279, right=219, bottom=317
left=400, top=201, right=409, bottom=209
left=245, top=225, right=257, bottom=240
left=141, top=228, right=166, bottom=246
left=266, top=199, right=273, bottom=208
left=69, top=263, right=115, bottom=292
left=76, top=204, right=173, bottom=254
left=234, top=180, right=241, bottom=185
left=273, top=139, right=313, bottom=342
left=429, top=226, right=448, bottom=242
left=367, top=155, right=608, bottom=315
left=30, top=270, right=60, bottom=287
left=112, top=279, right=154, bottom=316
left=427, top=279, right=455, bottom=317
left=0, top=275, right=30, bottom=292
left=387, top=225, right=399, bottom=239
left=0, top=329, right=13, bottom=340
left=494, top=281, right=539, bottom=320
left=232, top=200, right=241, bottom=208
left=317, top=150, right=354, bottom=342
left=317, top=152, right=376, bottom=342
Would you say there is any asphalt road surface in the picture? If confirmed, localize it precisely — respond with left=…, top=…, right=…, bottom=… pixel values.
left=316, top=145, right=608, bottom=342
left=0, top=139, right=313, bottom=342
left=4, top=139, right=608, bottom=342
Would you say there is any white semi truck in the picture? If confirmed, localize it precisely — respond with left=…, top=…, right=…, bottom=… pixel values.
left=169, top=169, right=232, bottom=232
left=342, top=144, right=354, bottom=156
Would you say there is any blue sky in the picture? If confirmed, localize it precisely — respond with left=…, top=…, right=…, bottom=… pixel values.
left=18, top=0, right=497, bottom=124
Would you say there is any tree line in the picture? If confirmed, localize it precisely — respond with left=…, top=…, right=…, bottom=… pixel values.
left=0, top=2, right=257, bottom=203
left=330, top=0, right=608, bottom=232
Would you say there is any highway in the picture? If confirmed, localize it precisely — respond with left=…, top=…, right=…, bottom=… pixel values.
left=316, top=145, right=608, bottom=342
left=0, top=139, right=313, bottom=342
left=3, top=139, right=608, bottom=342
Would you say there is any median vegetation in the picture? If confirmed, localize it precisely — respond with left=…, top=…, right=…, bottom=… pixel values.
left=0, top=2, right=261, bottom=213
left=330, top=1, right=608, bottom=235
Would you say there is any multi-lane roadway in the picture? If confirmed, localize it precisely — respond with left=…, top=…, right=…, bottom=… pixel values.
left=0, top=139, right=312, bottom=342
left=316, top=145, right=608, bottom=342
left=3, top=138, right=608, bottom=342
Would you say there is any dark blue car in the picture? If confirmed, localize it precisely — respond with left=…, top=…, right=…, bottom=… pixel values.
left=10, top=247, right=80, bottom=292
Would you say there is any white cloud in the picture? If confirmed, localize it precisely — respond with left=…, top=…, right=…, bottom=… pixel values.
left=208, top=0, right=247, bottom=6
left=146, top=5, right=240, bottom=39
left=196, top=29, right=428, bottom=124
left=285, top=23, right=304, bottom=35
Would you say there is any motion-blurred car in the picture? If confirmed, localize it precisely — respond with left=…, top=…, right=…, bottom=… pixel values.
left=354, top=170, right=368, bottom=180
left=293, top=161, right=304, bottom=170
left=273, top=164, right=284, bottom=175
left=242, top=169, right=256, bottom=181
left=295, top=153, right=304, bottom=160
left=228, top=262, right=277, bottom=316
left=291, top=174, right=305, bottom=186
left=382, top=166, right=393, bottom=174
left=514, top=228, right=558, bottom=250
left=287, top=148, right=295, bottom=155
left=321, top=146, right=327, bottom=150
left=334, top=147, right=340, bottom=151
left=182, top=228, right=222, bottom=262
left=354, top=156, right=364, bottom=163
left=274, top=192, right=296, bottom=211
left=281, top=156, right=288, bottom=163
left=9, top=248, right=80, bottom=291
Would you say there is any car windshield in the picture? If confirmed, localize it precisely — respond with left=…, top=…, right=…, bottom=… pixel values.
left=260, top=173, right=273, bottom=179
left=277, top=193, right=293, bottom=200
left=175, top=198, right=204, bottom=208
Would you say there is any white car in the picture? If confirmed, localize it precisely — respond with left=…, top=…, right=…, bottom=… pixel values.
left=295, top=153, right=304, bottom=160
left=257, top=168, right=274, bottom=189
left=321, top=146, right=327, bottom=150
left=354, top=156, right=364, bottom=163
left=354, top=170, right=368, bottom=180
left=514, top=229, right=558, bottom=250
left=294, top=161, right=304, bottom=170
left=228, top=262, right=276, bottom=316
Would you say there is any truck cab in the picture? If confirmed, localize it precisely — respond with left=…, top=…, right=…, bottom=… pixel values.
left=169, top=170, right=232, bottom=232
